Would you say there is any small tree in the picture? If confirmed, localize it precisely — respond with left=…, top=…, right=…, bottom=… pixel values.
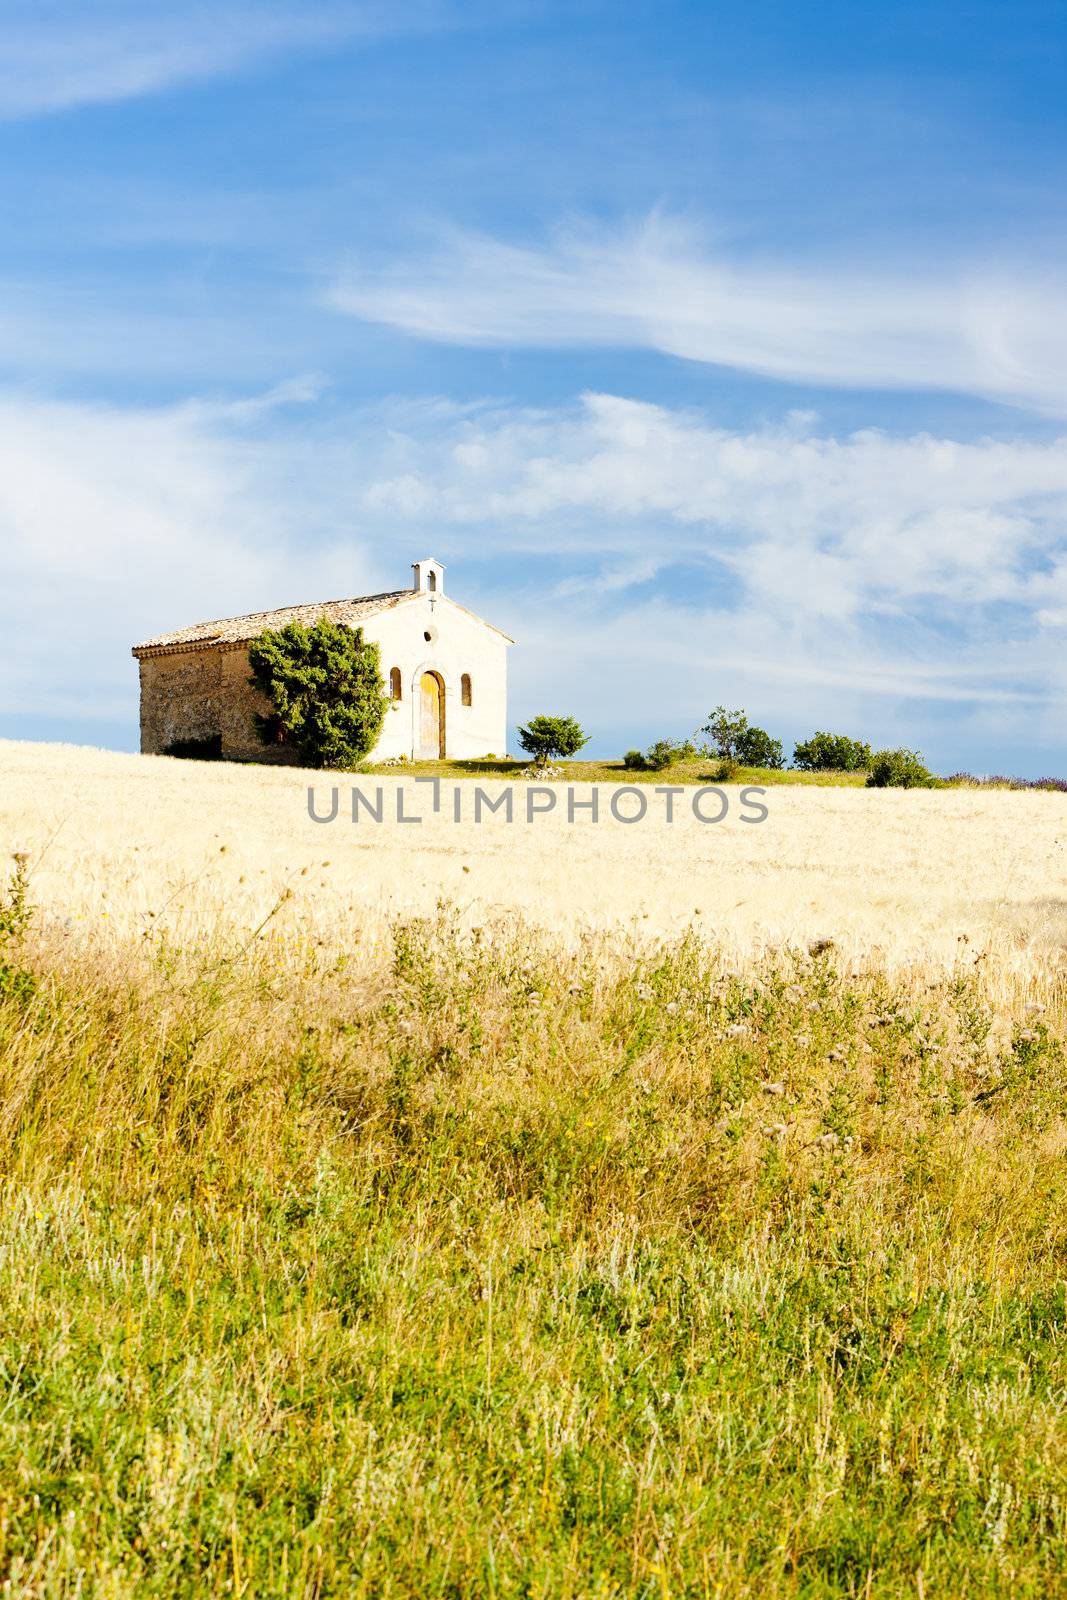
left=793, top=732, right=873, bottom=772
left=701, top=706, right=783, bottom=768
left=701, top=706, right=750, bottom=762
left=517, top=715, right=589, bottom=769
left=866, top=748, right=939, bottom=789
left=247, top=618, right=388, bottom=769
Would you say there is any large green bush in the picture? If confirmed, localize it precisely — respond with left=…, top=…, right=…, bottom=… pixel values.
left=793, top=731, right=873, bottom=772
left=866, top=748, right=940, bottom=788
left=247, top=617, right=388, bottom=769
left=735, top=726, right=785, bottom=769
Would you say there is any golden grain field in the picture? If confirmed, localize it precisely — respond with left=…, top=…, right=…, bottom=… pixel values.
left=2, top=739, right=1064, bottom=978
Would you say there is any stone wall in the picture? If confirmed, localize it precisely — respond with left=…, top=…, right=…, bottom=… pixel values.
left=138, top=648, right=222, bottom=755
left=218, top=646, right=293, bottom=762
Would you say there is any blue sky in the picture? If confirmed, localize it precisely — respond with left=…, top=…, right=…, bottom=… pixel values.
left=3, top=0, right=1067, bottom=770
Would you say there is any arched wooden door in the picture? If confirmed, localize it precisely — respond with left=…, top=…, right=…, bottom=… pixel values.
left=419, top=671, right=445, bottom=758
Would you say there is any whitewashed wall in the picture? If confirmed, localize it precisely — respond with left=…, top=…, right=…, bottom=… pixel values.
left=362, top=592, right=511, bottom=760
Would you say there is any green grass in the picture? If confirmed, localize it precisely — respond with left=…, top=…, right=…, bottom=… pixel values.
left=1, top=885, right=1066, bottom=1596
left=362, top=757, right=870, bottom=786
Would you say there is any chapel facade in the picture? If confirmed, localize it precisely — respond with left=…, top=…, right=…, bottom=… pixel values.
left=131, top=558, right=512, bottom=762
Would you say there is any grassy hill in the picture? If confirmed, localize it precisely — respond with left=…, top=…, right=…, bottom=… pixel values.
left=363, top=756, right=870, bottom=785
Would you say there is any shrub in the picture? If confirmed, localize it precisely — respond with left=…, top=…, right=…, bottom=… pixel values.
left=248, top=618, right=388, bottom=769
left=643, top=743, right=673, bottom=772
left=866, top=748, right=940, bottom=789
left=517, top=715, right=590, bottom=768
left=0, top=853, right=35, bottom=1005
left=945, top=773, right=1067, bottom=792
left=623, top=740, right=701, bottom=773
left=735, top=727, right=785, bottom=769
left=793, top=731, right=873, bottom=772
left=644, top=739, right=684, bottom=771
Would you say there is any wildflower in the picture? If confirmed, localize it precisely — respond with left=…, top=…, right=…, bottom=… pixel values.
left=636, top=983, right=653, bottom=1002
left=762, top=1081, right=785, bottom=1097
left=664, top=1000, right=679, bottom=1015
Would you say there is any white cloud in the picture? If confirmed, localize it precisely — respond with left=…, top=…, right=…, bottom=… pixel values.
left=0, top=387, right=390, bottom=720
left=0, top=1, right=458, bottom=119
left=350, top=391, right=1067, bottom=622
left=342, top=391, right=1067, bottom=751
left=330, top=214, right=1067, bottom=415
left=2, top=384, right=1066, bottom=763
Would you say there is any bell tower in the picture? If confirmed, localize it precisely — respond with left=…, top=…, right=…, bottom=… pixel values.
left=412, top=557, right=445, bottom=595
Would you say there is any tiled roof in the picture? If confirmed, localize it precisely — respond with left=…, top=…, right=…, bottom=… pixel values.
left=132, top=591, right=412, bottom=656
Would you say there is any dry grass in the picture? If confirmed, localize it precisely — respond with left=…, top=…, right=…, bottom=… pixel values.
left=0, top=881, right=1065, bottom=1596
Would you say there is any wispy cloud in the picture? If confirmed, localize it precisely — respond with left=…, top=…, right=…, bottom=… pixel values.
left=351, top=391, right=1067, bottom=621
left=0, top=385, right=387, bottom=722
left=0, top=1, right=461, bottom=120
left=330, top=214, right=1067, bottom=416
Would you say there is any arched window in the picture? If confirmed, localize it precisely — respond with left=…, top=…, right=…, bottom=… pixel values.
left=389, top=666, right=402, bottom=701
left=461, top=673, right=472, bottom=707
left=428, top=570, right=437, bottom=592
